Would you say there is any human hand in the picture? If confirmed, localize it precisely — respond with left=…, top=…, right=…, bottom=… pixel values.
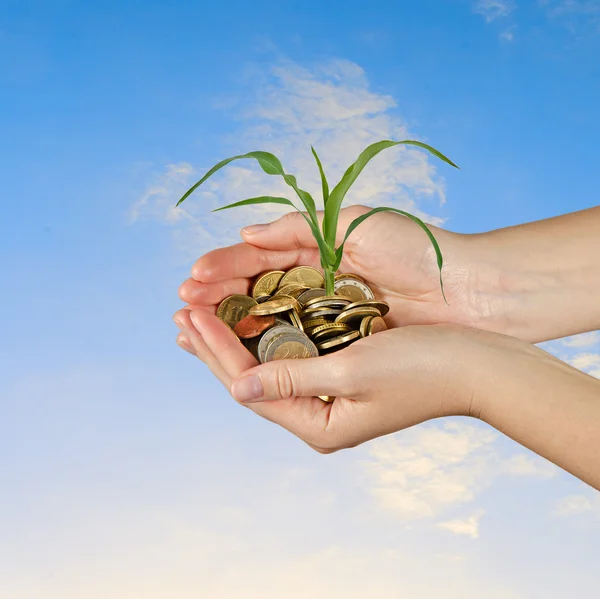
left=178, top=205, right=508, bottom=336
left=172, top=306, right=499, bottom=452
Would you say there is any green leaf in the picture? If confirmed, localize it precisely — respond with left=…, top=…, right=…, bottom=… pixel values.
left=212, top=196, right=297, bottom=212
left=311, top=146, right=329, bottom=207
left=175, top=151, right=319, bottom=228
left=323, top=140, right=459, bottom=248
left=333, top=206, right=449, bottom=304
left=212, top=196, right=335, bottom=268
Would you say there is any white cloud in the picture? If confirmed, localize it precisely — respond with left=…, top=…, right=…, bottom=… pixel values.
left=133, top=57, right=451, bottom=259
left=553, top=493, right=600, bottom=517
left=561, top=331, right=600, bottom=348
left=473, top=0, right=516, bottom=22
left=500, top=453, right=557, bottom=479
left=363, top=421, right=498, bottom=519
left=540, top=0, right=600, bottom=32
left=360, top=420, right=558, bottom=523
left=438, top=509, right=485, bottom=539
left=541, top=0, right=600, bottom=17
left=567, top=352, right=600, bottom=378
left=500, top=25, right=517, bottom=41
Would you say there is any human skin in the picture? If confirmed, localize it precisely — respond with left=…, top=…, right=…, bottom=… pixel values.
left=179, top=204, right=600, bottom=344
left=174, top=204, right=600, bottom=488
left=173, top=311, right=600, bottom=491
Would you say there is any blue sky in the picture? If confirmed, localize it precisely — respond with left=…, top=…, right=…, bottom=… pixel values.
left=1, top=1, right=600, bottom=597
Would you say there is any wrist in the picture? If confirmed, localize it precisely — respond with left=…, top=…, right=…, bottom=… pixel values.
left=459, top=231, right=581, bottom=343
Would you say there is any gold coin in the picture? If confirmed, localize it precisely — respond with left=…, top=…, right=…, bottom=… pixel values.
left=302, top=295, right=352, bottom=310
left=264, top=331, right=318, bottom=362
left=280, top=266, right=325, bottom=289
left=310, top=322, right=352, bottom=342
left=366, top=316, right=387, bottom=335
left=289, top=310, right=304, bottom=331
left=344, top=299, right=390, bottom=317
left=316, top=330, right=361, bottom=351
left=274, top=284, right=309, bottom=298
left=296, top=288, right=326, bottom=305
left=217, top=294, right=258, bottom=329
left=359, top=316, right=374, bottom=338
left=334, top=306, right=381, bottom=325
left=317, top=395, right=335, bottom=403
left=301, top=307, right=342, bottom=320
left=334, top=273, right=366, bottom=284
left=252, top=270, right=285, bottom=299
left=333, top=278, right=375, bottom=302
left=250, top=297, right=298, bottom=316
left=302, top=317, right=330, bottom=330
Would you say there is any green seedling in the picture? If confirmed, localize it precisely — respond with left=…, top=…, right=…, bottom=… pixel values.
left=175, top=140, right=458, bottom=299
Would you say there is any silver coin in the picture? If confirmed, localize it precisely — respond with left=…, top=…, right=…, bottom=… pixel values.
left=258, top=325, right=295, bottom=364
left=333, top=278, right=375, bottom=301
left=264, top=330, right=318, bottom=362
left=296, top=287, right=326, bottom=305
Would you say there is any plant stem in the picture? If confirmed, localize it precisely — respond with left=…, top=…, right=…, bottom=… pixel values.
left=324, top=266, right=335, bottom=296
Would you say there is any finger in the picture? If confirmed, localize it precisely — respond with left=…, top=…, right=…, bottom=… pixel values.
left=191, top=243, right=320, bottom=283
left=240, top=205, right=370, bottom=251
left=179, top=277, right=251, bottom=306
left=173, top=309, right=231, bottom=387
left=229, top=354, right=361, bottom=451
left=181, top=304, right=217, bottom=315
left=188, top=309, right=257, bottom=386
left=230, top=354, right=349, bottom=403
left=176, top=332, right=196, bottom=355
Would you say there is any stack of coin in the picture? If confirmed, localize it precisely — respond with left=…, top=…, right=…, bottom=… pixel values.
left=216, top=266, right=389, bottom=402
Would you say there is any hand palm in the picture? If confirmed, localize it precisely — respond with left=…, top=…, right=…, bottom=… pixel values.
left=179, top=205, right=476, bottom=331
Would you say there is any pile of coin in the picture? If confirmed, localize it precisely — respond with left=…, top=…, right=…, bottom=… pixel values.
left=215, top=266, right=389, bottom=403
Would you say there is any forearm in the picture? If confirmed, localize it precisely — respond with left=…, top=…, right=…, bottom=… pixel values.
left=467, top=206, right=600, bottom=343
left=472, top=335, right=600, bottom=490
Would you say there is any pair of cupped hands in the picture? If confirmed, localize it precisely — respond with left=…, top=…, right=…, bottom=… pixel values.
left=173, top=206, right=529, bottom=453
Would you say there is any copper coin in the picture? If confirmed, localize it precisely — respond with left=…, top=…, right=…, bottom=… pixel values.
left=234, top=314, right=276, bottom=339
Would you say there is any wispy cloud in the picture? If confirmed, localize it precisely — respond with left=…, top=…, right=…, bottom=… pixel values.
left=438, top=509, right=485, bottom=539
left=473, top=0, right=516, bottom=22
left=567, top=352, right=600, bottom=378
left=540, top=0, right=600, bottom=32
left=132, top=57, right=450, bottom=259
left=500, top=24, right=517, bottom=41
left=553, top=493, right=600, bottom=517
left=561, top=331, right=600, bottom=348
left=360, top=420, right=555, bottom=524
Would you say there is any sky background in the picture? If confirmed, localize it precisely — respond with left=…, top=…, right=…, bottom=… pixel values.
left=1, top=0, right=600, bottom=597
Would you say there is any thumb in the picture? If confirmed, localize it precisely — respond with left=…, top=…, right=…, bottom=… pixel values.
left=230, top=354, right=349, bottom=403
left=241, top=211, right=320, bottom=250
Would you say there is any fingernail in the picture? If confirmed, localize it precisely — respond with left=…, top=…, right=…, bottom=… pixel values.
left=173, top=315, right=186, bottom=329
left=176, top=335, right=195, bottom=355
left=242, top=223, right=268, bottom=235
left=232, top=375, right=264, bottom=402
